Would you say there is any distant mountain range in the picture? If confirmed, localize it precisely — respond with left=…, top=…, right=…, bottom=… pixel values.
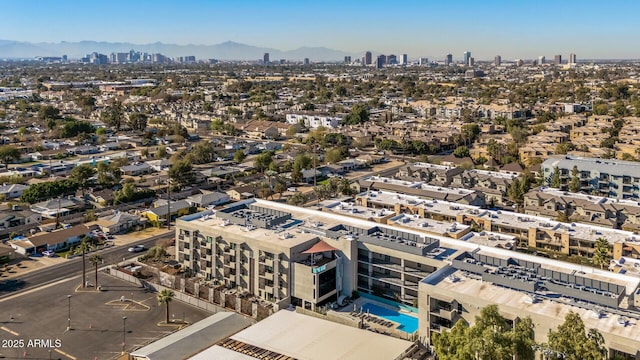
left=0, top=40, right=362, bottom=62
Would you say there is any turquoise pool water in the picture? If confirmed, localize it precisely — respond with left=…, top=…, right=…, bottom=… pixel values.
left=362, top=303, right=419, bottom=333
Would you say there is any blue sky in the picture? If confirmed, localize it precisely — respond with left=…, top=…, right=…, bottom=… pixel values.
left=3, top=0, right=639, bottom=59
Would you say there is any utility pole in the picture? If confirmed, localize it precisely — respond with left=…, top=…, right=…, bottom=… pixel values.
left=167, top=174, right=171, bottom=230
left=313, top=143, right=319, bottom=205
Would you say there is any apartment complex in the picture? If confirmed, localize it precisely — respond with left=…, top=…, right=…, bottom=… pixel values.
left=420, top=249, right=640, bottom=358
left=542, top=155, right=640, bottom=200
left=175, top=199, right=640, bottom=358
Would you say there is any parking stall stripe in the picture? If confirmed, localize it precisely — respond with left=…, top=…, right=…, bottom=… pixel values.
left=0, top=326, right=19, bottom=336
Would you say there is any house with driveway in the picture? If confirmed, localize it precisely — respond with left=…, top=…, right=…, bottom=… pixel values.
left=10, top=225, right=89, bottom=255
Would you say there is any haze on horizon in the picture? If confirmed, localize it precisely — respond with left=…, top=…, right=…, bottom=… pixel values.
left=3, top=0, right=639, bottom=60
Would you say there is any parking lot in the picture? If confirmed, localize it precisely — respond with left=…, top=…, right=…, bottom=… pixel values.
left=0, top=271, right=211, bottom=360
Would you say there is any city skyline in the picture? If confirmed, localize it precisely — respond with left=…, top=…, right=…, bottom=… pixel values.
left=2, top=0, right=640, bottom=60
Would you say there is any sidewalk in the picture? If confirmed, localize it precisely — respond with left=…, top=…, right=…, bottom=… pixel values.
left=0, top=227, right=173, bottom=280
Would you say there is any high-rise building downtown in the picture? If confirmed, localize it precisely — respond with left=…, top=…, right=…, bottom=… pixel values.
left=554, top=54, right=562, bottom=65
left=400, top=54, right=408, bottom=65
left=445, top=53, right=453, bottom=66
left=538, top=55, right=545, bottom=65
left=387, top=54, right=397, bottom=65
left=463, top=51, right=471, bottom=65
left=468, top=57, right=475, bottom=66
left=344, top=56, right=351, bottom=64
left=263, top=53, right=270, bottom=64
left=494, top=55, right=501, bottom=66
left=569, top=53, right=577, bottom=64
left=364, top=51, right=372, bottom=65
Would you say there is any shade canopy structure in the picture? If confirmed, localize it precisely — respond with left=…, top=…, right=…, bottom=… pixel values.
left=302, top=240, right=338, bottom=254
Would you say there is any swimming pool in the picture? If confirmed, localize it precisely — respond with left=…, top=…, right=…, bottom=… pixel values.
left=362, top=303, right=419, bottom=333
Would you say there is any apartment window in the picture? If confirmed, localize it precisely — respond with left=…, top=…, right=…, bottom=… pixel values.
left=206, top=236, right=212, bottom=243
left=230, top=243, right=237, bottom=250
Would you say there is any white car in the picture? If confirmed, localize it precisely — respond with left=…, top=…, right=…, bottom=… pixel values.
left=128, top=245, right=146, bottom=253
left=42, top=250, right=55, bottom=257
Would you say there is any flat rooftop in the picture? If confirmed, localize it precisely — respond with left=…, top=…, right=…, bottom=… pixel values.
left=360, top=189, right=635, bottom=245
left=130, top=312, right=253, bottom=360
left=390, top=213, right=469, bottom=237
left=225, top=310, right=414, bottom=360
left=322, top=200, right=396, bottom=221
left=178, top=199, right=640, bottom=294
left=425, top=264, right=640, bottom=344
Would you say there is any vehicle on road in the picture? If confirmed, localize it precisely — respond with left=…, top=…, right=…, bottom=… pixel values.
left=128, top=244, right=146, bottom=253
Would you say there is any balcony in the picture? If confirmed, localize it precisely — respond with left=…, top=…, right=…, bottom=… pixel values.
left=434, top=308, right=457, bottom=321
left=262, top=272, right=274, bottom=281
left=262, top=258, right=274, bottom=267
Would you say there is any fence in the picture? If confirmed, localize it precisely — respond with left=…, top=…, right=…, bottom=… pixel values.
left=108, top=266, right=272, bottom=320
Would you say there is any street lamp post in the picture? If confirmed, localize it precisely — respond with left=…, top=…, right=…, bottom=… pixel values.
left=67, top=295, right=71, bottom=331
left=122, top=316, right=127, bottom=355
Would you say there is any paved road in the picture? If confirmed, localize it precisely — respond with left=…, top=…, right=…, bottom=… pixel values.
left=0, top=232, right=173, bottom=299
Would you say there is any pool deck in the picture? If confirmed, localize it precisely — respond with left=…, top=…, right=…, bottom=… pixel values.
left=331, top=297, right=417, bottom=340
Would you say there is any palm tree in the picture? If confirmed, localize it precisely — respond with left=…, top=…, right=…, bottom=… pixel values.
left=157, top=289, right=175, bottom=324
left=89, top=254, right=103, bottom=289
left=75, top=236, right=92, bottom=288
left=274, top=177, right=287, bottom=199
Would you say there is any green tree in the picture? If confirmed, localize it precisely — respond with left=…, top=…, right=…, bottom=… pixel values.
left=274, top=178, right=287, bottom=198
left=342, top=104, right=369, bottom=125
left=128, top=113, right=148, bottom=131
left=486, top=139, right=504, bottom=163
left=254, top=151, right=274, bottom=173
left=38, top=105, right=60, bottom=121
left=190, top=142, right=215, bottom=164
left=101, top=100, right=124, bottom=130
left=74, top=237, right=92, bottom=288
left=556, top=142, right=575, bottom=155
left=325, top=147, right=347, bottom=164
left=433, top=305, right=536, bottom=360
left=453, top=146, right=470, bottom=158
left=461, top=123, right=481, bottom=145
left=0, top=146, right=21, bottom=169
left=157, top=289, right=175, bottom=324
left=547, top=312, right=606, bottom=360
left=169, top=159, right=195, bottom=190
left=70, top=164, right=96, bottom=195
left=60, top=118, right=95, bottom=138
left=287, top=192, right=308, bottom=206
left=432, top=320, right=474, bottom=360
left=291, top=161, right=303, bottom=183
left=507, top=178, right=524, bottom=206
left=592, top=237, right=610, bottom=269
left=89, top=254, right=103, bottom=289
left=20, top=179, right=77, bottom=204
left=551, top=166, right=562, bottom=188
left=568, top=166, right=581, bottom=192
left=592, top=102, right=609, bottom=115
left=233, top=149, right=246, bottom=163
left=156, top=146, right=167, bottom=159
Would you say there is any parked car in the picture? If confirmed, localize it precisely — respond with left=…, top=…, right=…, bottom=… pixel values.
left=42, top=250, right=55, bottom=257
left=128, top=245, right=146, bottom=253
